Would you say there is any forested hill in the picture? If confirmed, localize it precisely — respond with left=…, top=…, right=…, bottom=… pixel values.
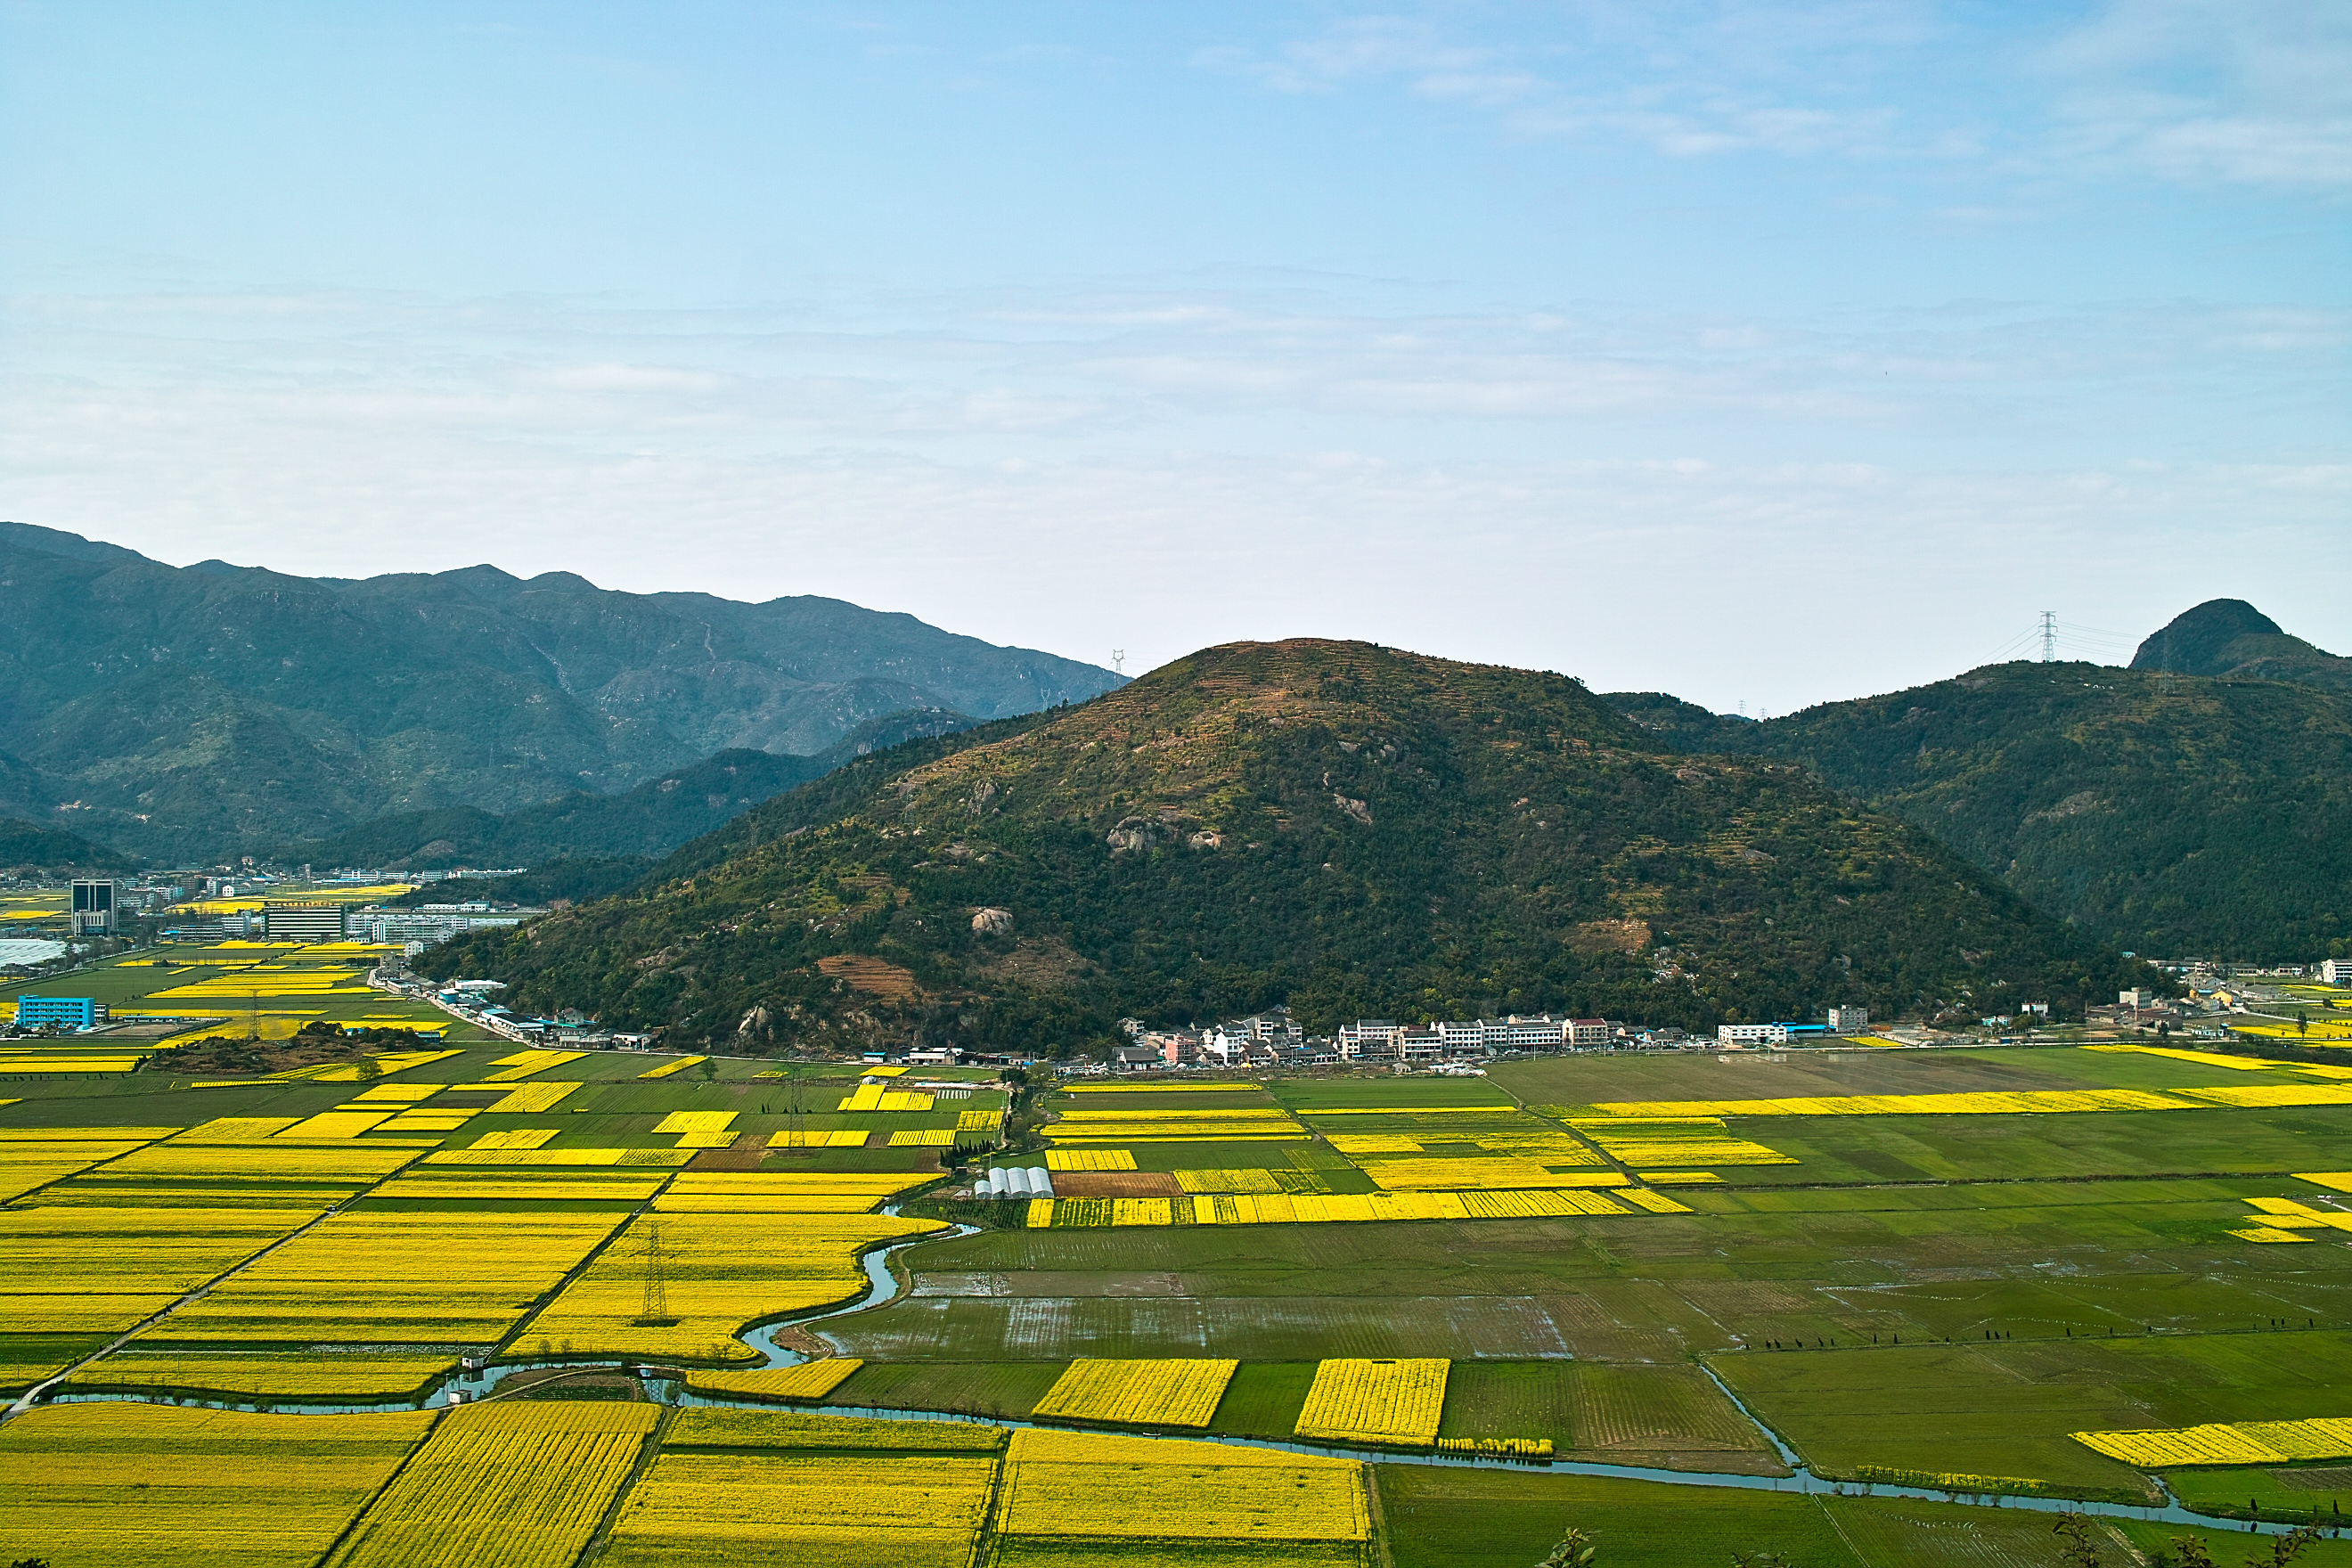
left=0, top=521, right=1120, bottom=861
left=424, top=639, right=2153, bottom=1054
left=1605, top=608, right=2352, bottom=960
left=2127, top=598, right=2352, bottom=693
left=273, top=708, right=977, bottom=871
left=0, top=817, right=131, bottom=871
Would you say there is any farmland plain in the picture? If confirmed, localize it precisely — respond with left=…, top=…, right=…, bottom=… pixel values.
left=0, top=1008, right=2348, bottom=1563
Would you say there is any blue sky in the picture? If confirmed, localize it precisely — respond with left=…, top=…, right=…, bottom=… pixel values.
left=2, top=2, right=2345, bottom=710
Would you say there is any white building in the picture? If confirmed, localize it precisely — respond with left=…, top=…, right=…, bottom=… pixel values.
left=1567, top=1017, right=1610, bottom=1048
left=2323, top=960, right=2352, bottom=986
left=1717, top=1023, right=1790, bottom=1049
left=1481, top=1015, right=1570, bottom=1051
left=1826, top=1006, right=1869, bottom=1033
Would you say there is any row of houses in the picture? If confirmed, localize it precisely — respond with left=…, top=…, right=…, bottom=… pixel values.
left=1107, top=1006, right=1879, bottom=1070
left=1115, top=1010, right=1633, bottom=1070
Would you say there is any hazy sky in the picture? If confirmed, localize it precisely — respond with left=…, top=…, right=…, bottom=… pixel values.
left=3, top=2, right=2345, bottom=712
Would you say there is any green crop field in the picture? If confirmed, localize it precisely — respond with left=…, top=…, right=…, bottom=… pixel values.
left=0, top=1041, right=2347, bottom=1563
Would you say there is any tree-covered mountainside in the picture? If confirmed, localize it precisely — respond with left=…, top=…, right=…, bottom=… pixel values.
left=273, top=709, right=976, bottom=870
left=1605, top=608, right=2352, bottom=960
left=425, top=640, right=2155, bottom=1053
left=384, top=858, right=657, bottom=909
left=2130, top=599, right=2352, bottom=692
left=0, top=521, right=1118, bottom=861
left=0, top=817, right=131, bottom=871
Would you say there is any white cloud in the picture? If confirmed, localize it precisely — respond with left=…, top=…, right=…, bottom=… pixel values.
left=1196, top=2, right=2352, bottom=186
left=0, top=283, right=2344, bottom=715
left=2038, top=0, right=2352, bottom=186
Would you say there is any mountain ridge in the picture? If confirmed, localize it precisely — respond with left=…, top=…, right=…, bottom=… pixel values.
left=424, top=638, right=2153, bottom=1052
left=274, top=708, right=979, bottom=871
left=1602, top=601, right=2352, bottom=959
left=0, top=522, right=1120, bottom=861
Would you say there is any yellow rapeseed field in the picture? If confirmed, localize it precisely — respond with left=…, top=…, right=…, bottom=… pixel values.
left=1566, top=1116, right=1798, bottom=1167
left=835, top=1083, right=935, bottom=1112
left=1175, top=1167, right=1284, bottom=1193
left=767, top=1129, right=872, bottom=1147
left=423, top=1147, right=694, bottom=1167
left=2084, top=1043, right=2283, bottom=1072
left=1031, top=1358, right=1239, bottom=1427
left=1326, top=1134, right=1424, bottom=1155
left=326, top=1401, right=657, bottom=1568
left=655, top=1110, right=738, bottom=1133
left=1044, top=1148, right=1138, bottom=1171
left=98, top=1142, right=421, bottom=1183
left=1294, top=1358, right=1450, bottom=1447
left=637, top=1055, right=707, bottom=1078
left=468, top=1129, right=560, bottom=1150
left=602, top=1450, right=997, bottom=1568
left=157, top=1209, right=625, bottom=1343
left=480, top=1049, right=588, bottom=1082
left=0, top=1402, right=432, bottom=1568
left=2073, top=1416, right=2352, bottom=1468
left=1044, top=1107, right=1307, bottom=1142
left=683, top=1357, right=864, bottom=1403
left=992, top=1428, right=1369, bottom=1551
left=1574, top=1088, right=2228, bottom=1117
left=372, top=1174, right=666, bottom=1201
left=483, top=1081, right=580, bottom=1114
left=1063, top=1082, right=1262, bottom=1092
left=1356, top=1157, right=1632, bottom=1191
left=509, top=1210, right=944, bottom=1360
left=1029, top=1188, right=1632, bottom=1229
left=65, top=1351, right=458, bottom=1400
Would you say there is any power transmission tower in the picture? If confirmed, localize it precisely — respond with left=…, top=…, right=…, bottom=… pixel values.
left=632, top=1217, right=675, bottom=1326
left=1111, top=649, right=1125, bottom=676
left=2039, top=611, right=2057, bottom=662
left=786, top=1065, right=805, bottom=1153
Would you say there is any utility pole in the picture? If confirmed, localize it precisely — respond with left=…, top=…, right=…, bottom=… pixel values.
left=2039, top=612, right=2057, bottom=662
left=632, top=1217, right=674, bottom=1326
left=786, top=1065, right=805, bottom=1154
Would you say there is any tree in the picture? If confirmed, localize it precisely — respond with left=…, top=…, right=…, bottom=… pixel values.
left=2253, top=1523, right=2322, bottom=1566
left=352, top=1057, right=383, bottom=1081
left=1731, top=1556, right=1792, bottom=1568
left=1537, top=1527, right=1597, bottom=1567
left=2168, top=1538, right=2218, bottom=1568
left=2054, top=1513, right=2102, bottom=1567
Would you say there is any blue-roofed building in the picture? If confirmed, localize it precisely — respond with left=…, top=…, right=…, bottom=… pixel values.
left=13, top=996, right=106, bottom=1029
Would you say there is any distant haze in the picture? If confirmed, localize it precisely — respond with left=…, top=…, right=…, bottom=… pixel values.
left=2, top=4, right=2343, bottom=713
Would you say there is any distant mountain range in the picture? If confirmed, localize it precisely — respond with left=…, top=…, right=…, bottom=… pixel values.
left=424, top=639, right=2153, bottom=1051
left=271, top=708, right=977, bottom=872
left=0, top=522, right=1119, bottom=862
left=9, top=522, right=2339, bottom=981
left=0, top=817, right=126, bottom=873
left=1604, top=600, right=2352, bottom=961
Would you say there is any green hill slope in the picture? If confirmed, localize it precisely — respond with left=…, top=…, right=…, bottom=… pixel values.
left=424, top=640, right=2152, bottom=1053
left=274, top=709, right=976, bottom=870
left=0, top=521, right=1119, bottom=860
left=0, top=817, right=131, bottom=871
left=1605, top=616, right=2352, bottom=960
left=2129, top=599, right=2352, bottom=692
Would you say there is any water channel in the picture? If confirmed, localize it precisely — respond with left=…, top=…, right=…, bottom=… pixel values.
left=22, top=1209, right=2332, bottom=1541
